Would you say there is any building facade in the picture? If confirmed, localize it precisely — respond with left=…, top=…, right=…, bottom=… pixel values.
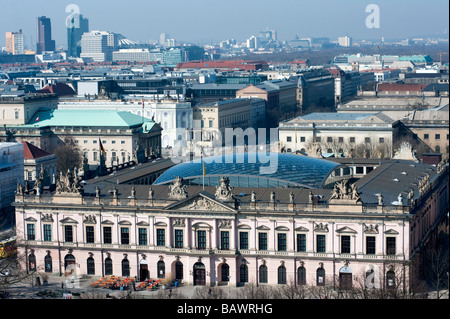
left=36, top=16, right=55, bottom=54
left=13, top=158, right=449, bottom=290
left=5, top=30, right=24, bottom=55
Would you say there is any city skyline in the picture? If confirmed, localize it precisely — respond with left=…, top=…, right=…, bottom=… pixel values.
left=0, top=0, right=449, bottom=49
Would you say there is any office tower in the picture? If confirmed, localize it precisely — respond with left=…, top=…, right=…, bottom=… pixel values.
left=67, top=14, right=89, bottom=57
left=160, top=33, right=167, bottom=46
left=36, top=16, right=55, bottom=54
left=338, top=36, right=352, bottom=47
left=5, top=30, right=24, bottom=55
left=80, top=31, right=116, bottom=62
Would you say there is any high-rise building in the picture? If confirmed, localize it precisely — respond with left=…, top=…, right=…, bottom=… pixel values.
left=338, top=36, right=352, bottom=47
left=80, top=30, right=116, bottom=62
left=67, top=13, right=89, bottom=57
left=5, top=30, right=24, bottom=55
left=36, top=16, right=55, bottom=54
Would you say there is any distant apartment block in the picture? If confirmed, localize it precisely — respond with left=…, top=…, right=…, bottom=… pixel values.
left=80, top=31, right=117, bottom=62
left=5, top=30, right=24, bottom=55
left=113, top=49, right=151, bottom=63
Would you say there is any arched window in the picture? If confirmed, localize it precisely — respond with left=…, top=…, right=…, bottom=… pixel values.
left=44, top=254, right=52, bottom=273
left=240, top=264, right=248, bottom=283
left=221, top=263, right=229, bottom=282
left=297, top=266, right=306, bottom=285
left=259, top=264, right=268, bottom=284
left=278, top=266, right=287, bottom=284
left=64, top=254, right=76, bottom=274
left=157, top=260, right=165, bottom=278
left=317, top=267, right=325, bottom=286
left=87, top=257, right=95, bottom=275
left=28, top=253, right=36, bottom=272
left=105, top=257, right=113, bottom=275
left=122, top=258, right=130, bottom=277
left=339, top=266, right=352, bottom=290
left=386, top=269, right=395, bottom=289
left=175, top=261, right=183, bottom=280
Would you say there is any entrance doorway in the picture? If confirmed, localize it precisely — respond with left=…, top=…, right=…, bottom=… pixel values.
left=339, top=266, right=352, bottom=290
left=193, top=262, right=206, bottom=286
left=139, top=260, right=149, bottom=281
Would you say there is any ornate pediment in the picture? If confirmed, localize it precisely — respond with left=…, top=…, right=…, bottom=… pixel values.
left=363, top=223, right=379, bottom=234
left=384, top=229, right=399, bottom=235
left=165, top=193, right=236, bottom=213
left=336, top=226, right=357, bottom=234
left=83, top=215, right=97, bottom=224
left=41, top=213, right=54, bottom=223
left=314, top=222, right=329, bottom=232
left=295, top=226, right=309, bottom=232
left=59, top=217, right=78, bottom=224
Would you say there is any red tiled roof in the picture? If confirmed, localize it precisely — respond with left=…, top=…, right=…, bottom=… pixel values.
left=38, top=82, right=76, bottom=96
left=377, top=83, right=428, bottom=92
left=22, top=141, right=52, bottom=160
left=175, top=60, right=268, bottom=71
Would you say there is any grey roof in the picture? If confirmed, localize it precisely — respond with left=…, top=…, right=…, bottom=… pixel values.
left=281, top=112, right=396, bottom=125
left=354, top=160, right=438, bottom=205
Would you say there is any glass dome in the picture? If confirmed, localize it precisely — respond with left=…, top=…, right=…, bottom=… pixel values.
left=154, top=152, right=341, bottom=189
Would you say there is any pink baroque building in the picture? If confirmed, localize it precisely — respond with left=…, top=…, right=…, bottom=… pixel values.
left=13, top=156, right=449, bottom=291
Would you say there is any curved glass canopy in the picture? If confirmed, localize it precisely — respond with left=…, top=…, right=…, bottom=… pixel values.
left=154, top=152, right=341, bottom=189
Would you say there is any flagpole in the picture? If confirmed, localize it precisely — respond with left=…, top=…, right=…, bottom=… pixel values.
left=201, top=147, right=205, bottom=191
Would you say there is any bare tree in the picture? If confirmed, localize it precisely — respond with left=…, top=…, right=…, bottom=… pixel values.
left=53, top=137, right=82, bottom=175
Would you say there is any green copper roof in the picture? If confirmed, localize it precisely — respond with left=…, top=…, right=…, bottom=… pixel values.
left=23, top=109, right=155, bottom=129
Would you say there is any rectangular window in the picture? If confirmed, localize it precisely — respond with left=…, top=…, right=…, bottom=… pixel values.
left=138, top=228, right=147, bottom=246
left=327, top=137, right=333, bottom=143
left=286, top=136, right=292, bottom=142
left=424, top=134, right=429, bottom=140
left=259, top=232, right=268, bottom=250
left=120, top=227, right=129, bottom=245
left=379, top=137, right=385, bottom=144
left=300, top=136, right=306, bottom=142
left=174, top=229, right=183, bottom=248
left=156, top=229, right=165, bottom=246
left=341, top=235, right=351, bottom=254
left=315, top=137, right=321, bottom=142
left=435, top=134, right=440, bottom=140
left=209, top=120, right=213, bottom=128
left=316, top=234, right=326, bottom=253
left=366, top=236, right=376, bottom=255
left=86, top=226, right=95, bottom=243
left=239, top=232, right=248, bottom=250
left=278, top=233, right=287, bottom=251
left=103, top=227, right=112, bottom=244
left=297, top=233, right=306, bottom=252
left=197, top=230, right=207, bottom=249
left=350, top=137, right=356, bottom=143
left=386, top=237, right=396, bottom=255
left=365, top=137, right=370, bottom=143
left=65, top=225, right=73, bottom=243
left=43, top=224, right=52, bottom=241
left=27, top=224, right=35, bottom=241
left=220, top=231, right=229, bottom=250
left=93, top=152, right=98, bottom=161
left=338, top=137, right=344, bottom=143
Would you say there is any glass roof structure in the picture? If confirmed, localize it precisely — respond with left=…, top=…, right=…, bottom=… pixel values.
left=154, top=152, right=342, bottom=189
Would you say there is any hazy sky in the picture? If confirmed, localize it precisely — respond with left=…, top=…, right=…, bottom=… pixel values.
left=0, top=0, right=448, bottom=48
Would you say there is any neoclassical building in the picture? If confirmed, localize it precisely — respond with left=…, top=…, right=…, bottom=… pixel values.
left=13, top=154, right=449, bottom=290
